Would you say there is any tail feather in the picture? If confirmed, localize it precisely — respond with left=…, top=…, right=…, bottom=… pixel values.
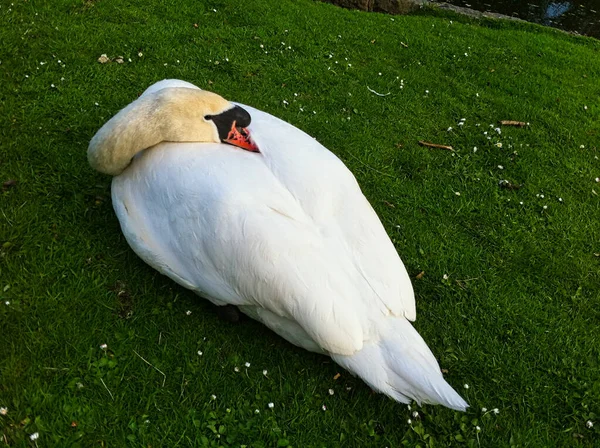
left=332, top=317, right=468, bottom=411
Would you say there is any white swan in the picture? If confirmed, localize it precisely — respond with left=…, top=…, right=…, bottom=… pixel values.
left=88, top=79, right=468, bottom=411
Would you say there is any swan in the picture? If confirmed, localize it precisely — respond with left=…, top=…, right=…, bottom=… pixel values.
left=88, top=79, right=468, bottom=411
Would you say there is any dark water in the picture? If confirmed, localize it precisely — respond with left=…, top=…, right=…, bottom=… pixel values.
left=432, top=0, right=600, bottom=38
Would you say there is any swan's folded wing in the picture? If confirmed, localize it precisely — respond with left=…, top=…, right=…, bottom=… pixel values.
left=111, top=145, right=365, bottom=356
left=335, top=188, right=416, bottom=321
left=241, top=104, right=416, bottom=322
left=195, top=200, right=367, bottom=356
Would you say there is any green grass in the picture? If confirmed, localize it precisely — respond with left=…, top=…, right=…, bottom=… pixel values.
left=1, top=0, right=599, bottom=445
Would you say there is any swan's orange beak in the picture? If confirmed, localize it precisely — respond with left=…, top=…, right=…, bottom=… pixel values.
left=224, top=121, right=259, bottom=153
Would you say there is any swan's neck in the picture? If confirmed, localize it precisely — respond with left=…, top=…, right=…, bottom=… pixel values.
left=88, top=88, right=222, bottom=175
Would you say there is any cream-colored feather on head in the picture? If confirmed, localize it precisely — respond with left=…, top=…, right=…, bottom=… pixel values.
left=88, top=86, right=233, bottom=175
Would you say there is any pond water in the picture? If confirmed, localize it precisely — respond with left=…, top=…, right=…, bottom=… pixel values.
left=431, top=0, right=600, bottom=38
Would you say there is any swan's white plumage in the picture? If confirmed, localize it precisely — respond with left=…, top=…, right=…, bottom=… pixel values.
left=98, top=79, right=468, bottom=410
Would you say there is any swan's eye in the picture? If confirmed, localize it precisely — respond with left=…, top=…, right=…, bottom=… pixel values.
left=204, top=115, right=213, bottom=121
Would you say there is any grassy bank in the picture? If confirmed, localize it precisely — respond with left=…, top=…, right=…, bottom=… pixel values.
left=1, top=0, right=599, bottom=445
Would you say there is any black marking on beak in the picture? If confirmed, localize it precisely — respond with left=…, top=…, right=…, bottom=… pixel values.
left=205, top=105, right=252, bottom=141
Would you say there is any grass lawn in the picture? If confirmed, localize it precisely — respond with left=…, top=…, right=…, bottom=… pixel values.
left=1, top=0, right=599, bottom=445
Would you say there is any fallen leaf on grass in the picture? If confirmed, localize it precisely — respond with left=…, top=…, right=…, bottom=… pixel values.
left=499, top=120, right=527, bottom=127
left=416, top=271, right=425, bottom=280
left=97, top=54, right=110, bottom=64
left=3, top=179, right=17, bottom=191
left=333, top=373, right=341, bottom=380
left=418, top=141, right=454, bottom=152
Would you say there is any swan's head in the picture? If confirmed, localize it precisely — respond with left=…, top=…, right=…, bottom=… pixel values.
left=88, top=83, right=258, bottom=176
